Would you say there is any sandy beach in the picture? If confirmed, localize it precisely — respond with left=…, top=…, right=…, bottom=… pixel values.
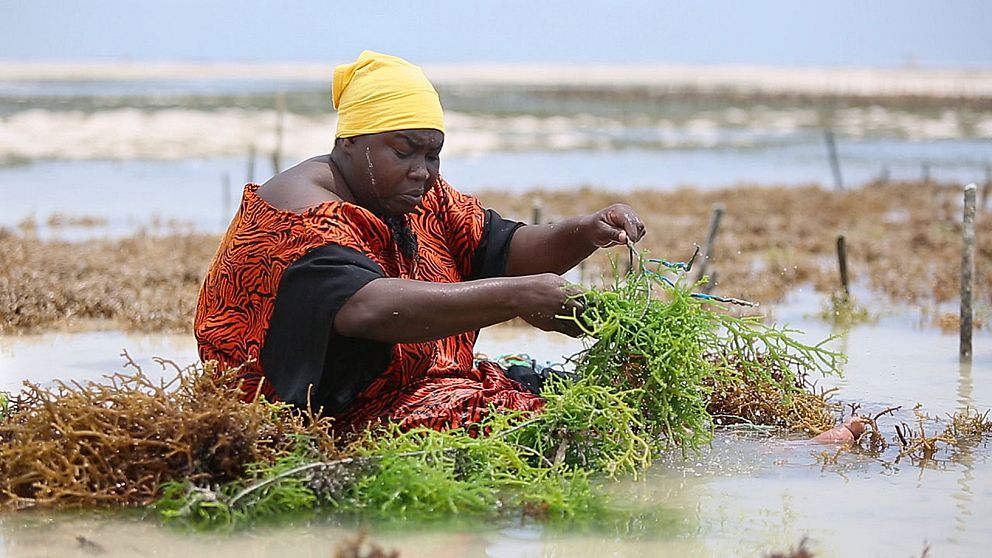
left=3, top=61, right=992, bottom=98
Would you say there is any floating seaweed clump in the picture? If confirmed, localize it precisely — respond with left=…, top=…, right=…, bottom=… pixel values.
left=705, top=365, right=838, bottom=435
left=154, top=378, right=648, bottom=527
left=569, top=257, right=842, bottom=449
left=817, top=291, right=874, bottom=329
left=1, top=257, right=844, bottom=527
left=0, top=354, right=342, bottom=509
left=153, top=259, right=843, bottom=527
left=853, top=404, right=992, bottom=465
left=333, top=530, right=399, bottom=558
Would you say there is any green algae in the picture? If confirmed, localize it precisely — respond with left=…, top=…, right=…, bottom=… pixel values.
left=151, top=258, right=841, bottom=529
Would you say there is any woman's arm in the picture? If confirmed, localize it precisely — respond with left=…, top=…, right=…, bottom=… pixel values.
left=335, top=204, right=644, bottom=344
left=504, top=204, right=645, bottom=276
left=334, top=273, right=584, bottom=343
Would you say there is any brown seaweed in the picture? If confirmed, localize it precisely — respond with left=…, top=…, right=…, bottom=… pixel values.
left=2, top=179, right=990, bottom=334
left=0, top=354, right=343, bottom=509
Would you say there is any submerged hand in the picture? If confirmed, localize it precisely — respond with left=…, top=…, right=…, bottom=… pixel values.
left=811, top=416, right=865, bottom=444
left=588, top=204, right=646, bottom=248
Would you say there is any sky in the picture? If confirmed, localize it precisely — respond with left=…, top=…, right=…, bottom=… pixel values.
left=2, top=0, right=991, bottom=67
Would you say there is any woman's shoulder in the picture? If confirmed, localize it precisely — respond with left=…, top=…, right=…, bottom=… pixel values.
left=256, top=156, right=342, bottom=213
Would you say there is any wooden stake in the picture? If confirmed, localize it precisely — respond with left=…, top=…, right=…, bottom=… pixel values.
left=836, top=234, right=849, bottom=299
left=922, top=161, right=930, bottom=185
left=272, top=92, right=285, bottom=175
left=692, top=205, right=725, bottom=284
left=982, top=164, right=991, bottom=211
left=824, top=129, right=843, bottom=191
left=701, top=270, right=719, bottom=294
left=247, top=144, right=256, bottom=184
left=877, top=165, right=890, bottom=185
left=221, top=172, right=232, bottom=222
left=960, top=183, right=977, bottom=361
left=531, top=201, right=543, bottom=225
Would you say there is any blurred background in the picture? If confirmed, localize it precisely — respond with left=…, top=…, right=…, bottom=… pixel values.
left=1, top=0, right=990, bottom=234
left=2, top=6, right=991, bottom=556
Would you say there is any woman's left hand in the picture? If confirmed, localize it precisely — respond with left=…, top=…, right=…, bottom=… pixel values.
left=504, top=202, right=647, bottom=276
left=588, top=204, right=646, bottom=248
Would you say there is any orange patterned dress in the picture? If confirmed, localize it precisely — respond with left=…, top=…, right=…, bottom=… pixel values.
left=194, top=178, right=542, bottom=430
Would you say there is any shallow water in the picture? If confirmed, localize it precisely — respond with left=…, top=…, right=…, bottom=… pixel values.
left=3, top=67, right=992, bottom=241
left=3, top=62, right=990, bottom=556
left=3, top=144, right=989, bottom=240
left=0, top=290, right=989, bottom=557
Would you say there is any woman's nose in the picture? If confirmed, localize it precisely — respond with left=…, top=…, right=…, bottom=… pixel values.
left=409, top=162, right=429, bottom=181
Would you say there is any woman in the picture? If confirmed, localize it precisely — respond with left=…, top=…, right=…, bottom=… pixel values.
left=194, top=51, right=645, bottom=430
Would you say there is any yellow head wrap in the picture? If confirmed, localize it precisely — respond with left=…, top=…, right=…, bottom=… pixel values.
left=332, top=50, right=445, bottom=139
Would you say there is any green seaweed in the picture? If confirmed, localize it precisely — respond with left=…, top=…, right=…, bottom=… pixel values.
left=153, top=382, right=648, bottom=528
left=817, top=291, right=874, bottom=329
left=568, top=259, right=842, bottom=451
left=145, top=254, right=842, bottom=528
left=154, top=438, right=322, bottom=528
left=506, top=376, right=652, bottom=477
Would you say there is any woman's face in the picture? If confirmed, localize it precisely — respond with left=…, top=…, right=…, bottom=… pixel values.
left=342, top=129, right=443, bottom=217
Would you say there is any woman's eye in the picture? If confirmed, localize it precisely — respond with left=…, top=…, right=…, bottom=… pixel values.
left=393, top=149, right=412, bottom=158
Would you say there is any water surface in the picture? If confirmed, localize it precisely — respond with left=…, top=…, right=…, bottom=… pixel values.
left=1, top=291, right=989, bottom=557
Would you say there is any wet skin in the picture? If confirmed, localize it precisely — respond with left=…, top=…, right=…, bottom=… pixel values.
left=811, top=416, right=866, bottom=444
left=330, top=129, right=443, bottom=218
left=255, top=129, right=646, bottom=343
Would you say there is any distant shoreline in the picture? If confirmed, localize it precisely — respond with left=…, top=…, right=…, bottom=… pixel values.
left=1, top=61, right=991, bottom=98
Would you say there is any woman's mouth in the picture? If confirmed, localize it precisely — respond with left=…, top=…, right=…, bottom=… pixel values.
left=392, top=192, right=424, bottom=213
left=398, top=190, right=424, bottom=204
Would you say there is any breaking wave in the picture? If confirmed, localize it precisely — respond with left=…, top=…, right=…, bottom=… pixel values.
left=2, top=105, right=990, bottom=162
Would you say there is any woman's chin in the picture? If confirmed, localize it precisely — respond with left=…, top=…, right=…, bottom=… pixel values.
left=391, top=195, right=424, bottom=214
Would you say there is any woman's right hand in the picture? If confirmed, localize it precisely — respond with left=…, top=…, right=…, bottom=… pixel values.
left=515, top=274, right=586, bottom=337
